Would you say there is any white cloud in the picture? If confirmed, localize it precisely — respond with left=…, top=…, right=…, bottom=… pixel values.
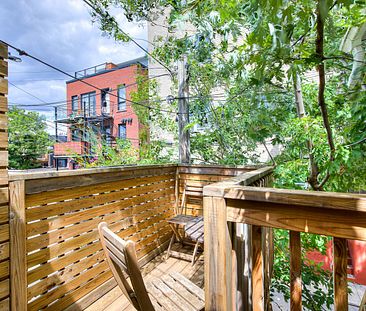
left=1, top=0, right=148, bottom=116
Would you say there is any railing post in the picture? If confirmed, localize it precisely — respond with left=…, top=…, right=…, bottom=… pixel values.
left=290, top=231, right=302, bottom=311
left=333, top=237, right=348, bottom=311
left=204, top=196, right=232, bottom=311
left=252, top=225, right=263, bottom=311
left=9, top=180, right=27, bottom=311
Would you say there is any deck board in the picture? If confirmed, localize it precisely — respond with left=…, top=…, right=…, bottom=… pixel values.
left=84, top=244, right=204, bottom=311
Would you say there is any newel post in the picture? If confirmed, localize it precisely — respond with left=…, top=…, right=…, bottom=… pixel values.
left=204, top=195, right=233, bottom=311
left=9, top=180, right=27, bottom=311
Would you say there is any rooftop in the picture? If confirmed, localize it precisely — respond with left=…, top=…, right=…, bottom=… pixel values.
left=67, top=55, right=148, bottom=83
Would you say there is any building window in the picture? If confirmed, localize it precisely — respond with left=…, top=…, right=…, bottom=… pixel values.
left=118, top=85, right=126, bottom=111
left=81, top=92, right=96, bottom=116
left=71, top=128, right=80, bottom=141
left=57, top=159, right=68, bottom=168
left=71, top=95, right=78, bottom=113
left=118, top=124, right=126, bottom=139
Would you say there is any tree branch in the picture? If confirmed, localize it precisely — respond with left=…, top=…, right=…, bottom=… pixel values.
left=315, top=0, right=336, bottom=190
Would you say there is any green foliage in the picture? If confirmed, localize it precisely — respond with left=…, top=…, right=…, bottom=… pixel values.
left=87, top=0, right=366, bottom=308
left=8, top=107, right=52, bottom=170
left=273, top=230, right=333, bottom=311
left=81, top=137, right=139, bottom=167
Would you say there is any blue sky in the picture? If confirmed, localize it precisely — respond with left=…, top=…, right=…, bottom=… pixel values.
left=0, top=0, right=147, bottom=131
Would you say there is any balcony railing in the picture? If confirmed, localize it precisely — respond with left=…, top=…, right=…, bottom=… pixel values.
left=8, top=164, right=263, bottom=310
left=7, top=164, right=366, bottom=310
left=203, top=169, right=366, bottom=311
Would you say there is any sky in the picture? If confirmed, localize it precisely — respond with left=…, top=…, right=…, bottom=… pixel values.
left=0, top=0, right=147, bottom=133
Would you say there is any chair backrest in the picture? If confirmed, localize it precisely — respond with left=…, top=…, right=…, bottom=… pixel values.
left=98, top=222, right=155, bottom=311
left=178, top=181, right=204, bottom=215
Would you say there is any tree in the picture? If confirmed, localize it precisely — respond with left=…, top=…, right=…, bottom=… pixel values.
left=8, top=107, right=52, bottom=169
left=85, top=1, right=366, bottom=308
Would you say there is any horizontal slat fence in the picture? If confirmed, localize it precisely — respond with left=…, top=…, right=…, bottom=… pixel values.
left=10, top=165, right=177, bottom=311
left=0, top=43, right=9, bottom=311
left=8, top=164, right=266, bottom=310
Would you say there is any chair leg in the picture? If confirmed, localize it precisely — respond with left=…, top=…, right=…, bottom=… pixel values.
left=192, top=241, right=200, bottom=266
left=166, top=234, right=175, bottom=260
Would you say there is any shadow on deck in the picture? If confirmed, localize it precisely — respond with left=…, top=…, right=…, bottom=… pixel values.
left=85, top=244, right=204, bottom=311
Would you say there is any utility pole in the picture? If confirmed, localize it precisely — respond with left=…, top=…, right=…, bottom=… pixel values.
left=293, top=73, right=305, bottom=118
left=178, top=55, right=190, bottom=164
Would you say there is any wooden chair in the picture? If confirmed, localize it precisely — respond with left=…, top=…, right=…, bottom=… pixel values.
left=166, top=182, right=204, bottom=264
left=98, top=222, right=205, bottom=311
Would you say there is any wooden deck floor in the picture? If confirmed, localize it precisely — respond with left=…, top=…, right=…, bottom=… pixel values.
left=85, top=244, right=204, bottom=311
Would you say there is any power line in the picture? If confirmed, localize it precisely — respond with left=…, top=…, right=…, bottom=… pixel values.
left=81, top=0, right=173, bottom=76
left=8, top=73, right=172, bottom=108
left=8, top=81, right=48, bottom=104
left=1, top=40, right=185, bottom=114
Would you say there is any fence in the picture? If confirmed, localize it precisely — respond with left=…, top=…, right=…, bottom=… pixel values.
left=0, top=43, right=9, bottom=310
left=8, top=164, right=266, bottom=310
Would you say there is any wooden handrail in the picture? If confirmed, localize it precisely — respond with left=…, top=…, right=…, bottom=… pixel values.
left=204, top=171, right=366, bottom=311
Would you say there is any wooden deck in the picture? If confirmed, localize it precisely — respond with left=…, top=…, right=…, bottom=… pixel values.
left=85, top=244, right=204, bottom=311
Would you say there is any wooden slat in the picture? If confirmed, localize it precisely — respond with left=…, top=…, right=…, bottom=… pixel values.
left=9, top=180, right=26, bottom=311
left=28, top=260, right=109, bottom=310
left=226, top=199, right=366, bottom=241
left=0, top=224, right=9, bottom=243
left=204, top=196, right=232, bottom=310
left=333, top=237, right=348, bottom=311
left=43, top=270, right=112, bottom=311
left=178, top=165, right=253, bottom=176
left=27, top=241, right=102, bottom=284
left=152, top=278, right=196, bottom=311
left=0, top=44, right=6, bottom=59
left=0, top=79, right=7, bottom=96
left=27, top=198, right=173, bottom=252
left=26, top=181, right=174, bottom=236
left=0, top=61, right=7, bottom=77
left=0, top=206, right=8, bottom=224
left=221, top=186, right=366, bottom=212
left=63, top=278, right=117, bottom=311
left=290, top=231, right=302, bottom=311
left=0, top=297, right=9, bottom=310
left=0, top=278, right=9, bottom=300
left=27, top=251, right=106, bottom=299
left=26, top=173, right=174, bottom=207
left=0, top=242, right=9, bottom=261
left=0, top=115, right=7, bottom=131
left=22, top=165, right=176, bottom=194
left=252, top=225, right=263, bottom=311
left=0, top=188, right=8, bottom=205
left=0, top=96, right=7, bottom=113
left=26, top=185, right=173, bottom=222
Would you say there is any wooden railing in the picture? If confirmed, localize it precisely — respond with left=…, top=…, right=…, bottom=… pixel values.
left=177, top=165, right=263, bottom=216
left=203, top=171, right=366, bottom=311
left=8, top=164, right=264, bottom=311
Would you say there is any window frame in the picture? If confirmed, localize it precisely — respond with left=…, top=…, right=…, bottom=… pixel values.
left=118, top=124, right=127, bottom=139
left=117, top=84, right=127, bottom=111
left=81, top=91, right=96, bottom=116
left=71, top=95, right=78, bottom=112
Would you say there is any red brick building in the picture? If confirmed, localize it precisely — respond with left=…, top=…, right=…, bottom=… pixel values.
left=54, top=56, right=147, bottom=169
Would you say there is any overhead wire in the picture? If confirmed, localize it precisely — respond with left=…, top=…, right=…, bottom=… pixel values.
left=8, top=73, right=172, bottom=108
left=1, top=39, right=190, bottom=114
left=81, top=0, right=173, bottom=76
